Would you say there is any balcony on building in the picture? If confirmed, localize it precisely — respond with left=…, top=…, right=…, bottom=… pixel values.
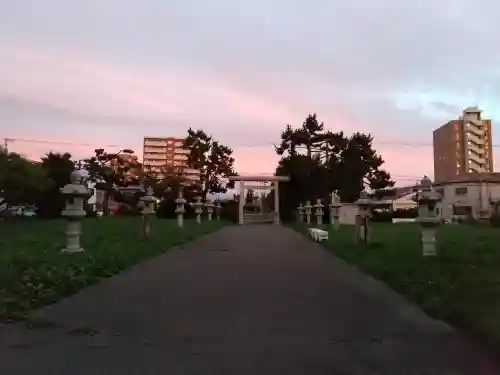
left=144, top=138, right=168, bottom=147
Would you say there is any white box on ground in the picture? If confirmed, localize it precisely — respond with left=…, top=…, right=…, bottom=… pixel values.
left=308, top=228, right=329, bottom=242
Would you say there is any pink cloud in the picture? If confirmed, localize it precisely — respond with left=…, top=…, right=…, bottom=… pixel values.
left=0, top=43, right=433, bottom=185
left=7, top=136, right=127, bottom=162
left=0, top=43, right=310, bottom=130
left=375, top=143, right=433, bottom=185
left=233, top=146, right=279, bottom=174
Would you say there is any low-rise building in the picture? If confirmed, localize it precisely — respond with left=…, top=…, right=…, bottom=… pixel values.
left=374, top=186, right=418, bottom=211
left=434, top=173, right=500, bottom=220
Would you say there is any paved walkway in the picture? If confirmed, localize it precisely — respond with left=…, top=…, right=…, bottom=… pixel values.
left=0, top=225, right=499, bottom=374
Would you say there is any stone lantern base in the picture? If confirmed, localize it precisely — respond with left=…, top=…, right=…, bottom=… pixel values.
left=418, top=219, right=440, bottom=256
left=61, top=220, right=84, bottom=253
left=421, top=227, right=437, bottom=256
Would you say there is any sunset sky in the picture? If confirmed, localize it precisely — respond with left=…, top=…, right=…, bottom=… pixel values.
left=1, top=0, right=499, bottom=186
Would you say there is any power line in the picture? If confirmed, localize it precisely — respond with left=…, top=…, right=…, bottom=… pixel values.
left=3, top=137, right=123, bottom=149
left=5, top=136, right=500, bottom=149
left=0, top=136, right=487, bottom=182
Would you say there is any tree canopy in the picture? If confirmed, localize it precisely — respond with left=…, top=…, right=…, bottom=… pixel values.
left=0, top=152, right=51, bottom=206
left=83, top=148, right=141, bottom=215
left=183, top=128, right=237, bottom=199
left=36, top=152, right=76, bottom=218
left=0, top=115, right=396, bottom=221
left=273, top=113, right=394, bottom=220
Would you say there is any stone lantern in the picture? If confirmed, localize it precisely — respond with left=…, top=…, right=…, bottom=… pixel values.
left=413, top=176, right=442, bottom=256
left=205, top=198, right=215, bottom=221
left=313, top=198, right=324, bottom=225
left=214, top=200, right=222, bottom=220
left=175, top=188, right=186, bottom=228
left=60, top=170, right=89, bottom=253
left=329, top=192, right=342, bottom=230
left=304, top=200, right=312, bottom=224
left=355, top=192, right=373, bottom=245
left=297, top=203, right=305, bottom=222
left=0, top=191, right=7, bottom=219
left=194, top=196, right=204, bottom=224
left=140, top=186, right=157, bottom=238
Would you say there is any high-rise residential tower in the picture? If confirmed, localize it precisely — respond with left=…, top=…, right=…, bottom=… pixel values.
left=433, top=107, right=493, bottom=183
left=142, top=136, right=200, bottom=183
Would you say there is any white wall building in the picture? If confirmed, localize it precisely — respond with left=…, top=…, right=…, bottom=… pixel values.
left=434, top=173, right=500, bottom=220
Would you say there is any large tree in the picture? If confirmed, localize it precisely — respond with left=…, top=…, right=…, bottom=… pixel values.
left=275, top=114, right=325, bottom=159
left=83, top=148, right=140, bottom=215
left=0, top=152, right=51, bottom=207
left=36, top=152, right=76, bottom=218
left=183, top=128, right=237, bottom=199
left=273, top=115, right=394, bottom=219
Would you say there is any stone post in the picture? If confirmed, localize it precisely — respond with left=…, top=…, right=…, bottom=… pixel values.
left=329, top=192, right=342, bottom=230
left=214, top=200, right=222, bottom=220
left=140, top=186, right=157, bottom=238
left=60, top=170, right=89, bottom=253
left=238, top=182, right=245, bottom=225
left=313, top=198, right=324, bottom=225
left=413, top=176, right=442, bottom=256
left=355, top=192, right=373, bottom=245
left=175, top=188, right=186, bottom=228
left=304, top=200, right=312, bottom=224
left=205, top=198, right=215, bottom=221
left=297, top=203, right=305, bottom=222
left=194, top=196, right=204, bottom=224
left=274, top=181, right=280, bottom=224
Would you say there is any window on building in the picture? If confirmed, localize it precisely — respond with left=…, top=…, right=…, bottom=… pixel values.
left=452, top=205, right=472, bottom=216
left=455, top=186, right=468, bottom=196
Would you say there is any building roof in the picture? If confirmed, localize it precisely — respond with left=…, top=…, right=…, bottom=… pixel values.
left=464, top=106, right=482, bottom=113
left=143, top=136, right=184, bottom=141
left=433, top=119, right=461, bottom=132
left=433, top=172, right=500, bottom=186
left=392, top=185, right=417, bottom=199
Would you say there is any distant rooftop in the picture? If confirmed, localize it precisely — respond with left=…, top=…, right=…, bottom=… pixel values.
left=463, top=106, right=482, bottom=114
left=434, top=172, right=500, bottom=186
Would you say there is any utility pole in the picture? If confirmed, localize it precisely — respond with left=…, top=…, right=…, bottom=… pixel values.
left=3, top=138, right=13, bottom=154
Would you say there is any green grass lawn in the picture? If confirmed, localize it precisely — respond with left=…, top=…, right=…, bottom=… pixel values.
left=292, top=222, right=500, bottom=351
left=0, top=217, right=226, bottom=321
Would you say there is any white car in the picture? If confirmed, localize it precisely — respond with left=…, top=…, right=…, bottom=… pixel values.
left=8, top=206, right=37, bottom=217
left=23, top=210, right=37, bottom=217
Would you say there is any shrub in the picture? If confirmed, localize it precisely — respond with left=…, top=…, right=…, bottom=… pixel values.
left=372, top=210, right=393, bottom=222
left=490, top=213, right=500, bottom=228
left=220, top=200, right=238, bottom=223
left=157, top=199, right=197, bottom=219
left=118, top=204, right=141, bottom=216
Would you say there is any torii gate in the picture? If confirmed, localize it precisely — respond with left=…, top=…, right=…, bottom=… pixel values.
left=228, top=175, right=290, bottom=225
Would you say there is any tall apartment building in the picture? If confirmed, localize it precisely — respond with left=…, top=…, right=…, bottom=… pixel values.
left=433, top=107, right=493, bottom=183
left=142, top=136, right=200, bottom=183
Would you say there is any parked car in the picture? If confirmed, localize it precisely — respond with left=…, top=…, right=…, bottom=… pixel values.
left=8, top=206, right=37, bottom=218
